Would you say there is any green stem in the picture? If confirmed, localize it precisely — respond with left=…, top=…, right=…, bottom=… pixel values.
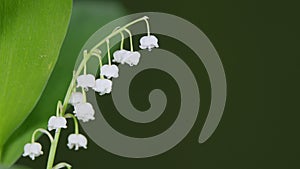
left=64, top=114, right=79, bottom=134
left=56, top=101, right=63, bottom=116
left=143, top=16, right=150, bottom=36
left=112, top=27, right=125, bottom=50
left=53, top=162, right=72, bottom=169
left=124, top=28, right=133, bottom=52
left=72, top=71, right=76, bottom=93
left=98, top=55, right=104, bottom=79
left=46, top=129, right=61, bottom=169
left=120, top=31, right=124, bottom=50
left=83, top=50, right=88, bottom=75
left=91, top=50, right=104, bottom=79
left=45, top=16, right=148, bottom=169
left=32, top=128, right=54, bottom=143
left=89, top=16, right=148, bottom=53
left=81, top=87, right=87, bottom=103
left=106, top=39, right=111, bottom=65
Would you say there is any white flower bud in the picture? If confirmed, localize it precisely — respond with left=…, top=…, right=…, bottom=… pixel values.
left=100, top=64, right=119, bottom=78
left=93, top=79, right=112, bottom=95
left=22, top=142, right=43, bottom=160
left=124, top=51, right=141, bottom=66
left=67, top=134, right=87, bottom=150
left=113, top=49, right=130, bottom=64
left=47, top=116, right=67, bottom=131
left=139, top=35, right=159, bottom=51
left=69, top=92, right=84, bottom=106
left=76, top=74, right=95, bottom=89
left=73, top=103, right=95, bottom=122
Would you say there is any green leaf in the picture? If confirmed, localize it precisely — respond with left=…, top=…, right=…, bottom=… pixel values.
left=0, top=164, right=30, bottom=169
left=0, top=0, right=72, bottom=166
left=2, top=1, right=126, bottom=167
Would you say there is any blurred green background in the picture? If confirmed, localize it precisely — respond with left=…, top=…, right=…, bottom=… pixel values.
left=15, top=0, right=300, bottom=168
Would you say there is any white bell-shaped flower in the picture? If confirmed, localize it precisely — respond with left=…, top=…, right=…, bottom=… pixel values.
left=93, top=79, right=112, bottom=95
left=48, top=116, right=67, bottom=131
left=124, top=51, right=141, bottom=66
left=22, top=142, right=43, bottom=160
left=76, top=74, right=95, bottom=89
left=100, top=64, right=119, bottom=78
left=113, top=49, right=130, bottom=64
left=74, top=103, right=95, bottom=122
left=69, top=92, right=84, bottom=106
left=67, top=134, right=88, bottom=150
left=139, top=35, right=159, bottom=51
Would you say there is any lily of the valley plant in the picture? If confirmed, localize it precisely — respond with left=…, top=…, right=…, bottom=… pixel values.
left=22, top=16, right=158, bottom=169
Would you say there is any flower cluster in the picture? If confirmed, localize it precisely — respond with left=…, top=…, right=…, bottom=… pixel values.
left=23, top=16, right=158, bottom=169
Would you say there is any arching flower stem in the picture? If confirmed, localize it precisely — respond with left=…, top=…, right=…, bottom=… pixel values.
left=106, top=39, right=111, bottom=65
left=143, top=16, right=150, bottom=36
left=113, top=27, right=125, bottom=50
left=31, top=128, right=54, bottom=143
left=53, top=162, right=72, bottom=169
left=83, top=50, right=88, bottom=75
left=46, top=16, right=149, bottom=169
left=64, top=113, right=79, bottom=134
left=91, top=50, right=104, bottom=79
left=124, top=28, right=133, bottom=52
left=56, top=101, right=63, bottom=117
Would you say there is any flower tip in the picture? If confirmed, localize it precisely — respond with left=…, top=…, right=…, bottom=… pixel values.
left=30, top=155, right=35, bottom=160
